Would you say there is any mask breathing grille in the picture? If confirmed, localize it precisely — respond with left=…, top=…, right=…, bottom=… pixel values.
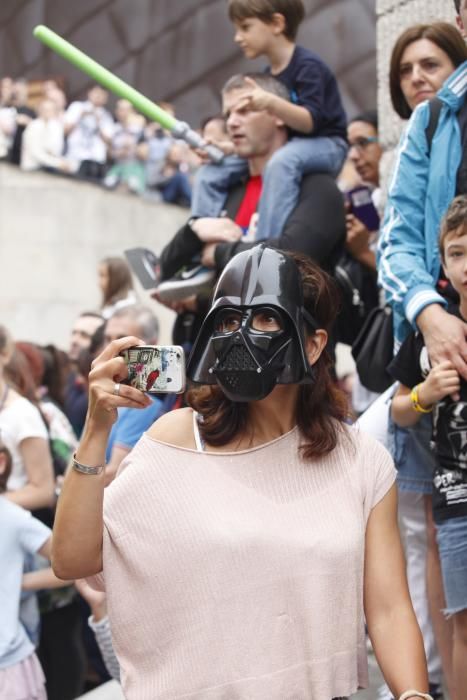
left=218, top=344, right=255, bottom=371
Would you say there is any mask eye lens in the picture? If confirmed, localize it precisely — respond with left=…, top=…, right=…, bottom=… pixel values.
left=214, top=309, right=242, bottom=334
left=251, top=308, right=283, bottom=332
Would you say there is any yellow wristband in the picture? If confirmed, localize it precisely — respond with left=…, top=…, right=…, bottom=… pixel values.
left=410, top=384, right=432, bottom=414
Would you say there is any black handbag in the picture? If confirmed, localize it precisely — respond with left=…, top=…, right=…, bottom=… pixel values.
left=351, top=305, right=394, bottom=393
left=334, top=253, right=379, bottom=346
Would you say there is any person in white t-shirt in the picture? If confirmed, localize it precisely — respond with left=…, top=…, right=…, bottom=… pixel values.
left=20, top=99, right=70, bottom=174
left=0, top=440, right=69, bottom=700
left=0, top=326, right=54, bottom=511
left=64, top=85, right=114, bottom=180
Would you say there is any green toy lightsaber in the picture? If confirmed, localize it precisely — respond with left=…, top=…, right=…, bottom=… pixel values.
left=33, top=24, right=224, bottom=163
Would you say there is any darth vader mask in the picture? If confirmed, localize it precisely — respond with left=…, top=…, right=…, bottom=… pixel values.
left=187, top=246, right=318, bottom=402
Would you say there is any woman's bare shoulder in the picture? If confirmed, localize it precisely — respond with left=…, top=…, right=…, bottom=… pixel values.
left=146, top=406, right=196, bottom=449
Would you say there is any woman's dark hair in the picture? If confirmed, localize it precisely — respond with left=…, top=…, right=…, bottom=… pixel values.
left=0, top=440, right=12, bottom=493
left=42, top=345, right=71, bottom=408
left=187, top=252, right=349, bottom=459
left=14, top=342, right=70, bottom=408
left=0, top=324, right=12, bottom=356
left=77, top=321, right=107, bottom=381
left=100, top=256, right=134, bottom=307
left=349, top=110, right=378, bottom=131
left=389, top=22, right=467, bottom=119
left=15, top=342, right=44, bottom=387
left=5, top=347, right=38, bottom=405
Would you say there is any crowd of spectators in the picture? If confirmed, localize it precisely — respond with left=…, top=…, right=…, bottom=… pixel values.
left=0, top=78, right=198, bottom=207
left=2, top=0, right=467, bottom=698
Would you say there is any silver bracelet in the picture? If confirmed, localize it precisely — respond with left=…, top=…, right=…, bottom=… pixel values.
left=399, top=691, right=433, bottom=700
left=72, top=454, right=105, bottom=476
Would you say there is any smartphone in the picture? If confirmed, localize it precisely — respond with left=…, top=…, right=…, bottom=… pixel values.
left=120, top=345, right=186, bottom=394
left=347, top=186, right=380, bottom=231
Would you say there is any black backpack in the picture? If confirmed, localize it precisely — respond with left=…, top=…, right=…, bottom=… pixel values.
left=334, top=255, right=379, bottom=346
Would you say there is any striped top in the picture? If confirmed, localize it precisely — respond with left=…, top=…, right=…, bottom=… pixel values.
left=92, top=422, right=395, bottom=700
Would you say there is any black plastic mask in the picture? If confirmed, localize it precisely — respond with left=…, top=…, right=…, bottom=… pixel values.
left=208, top=305, right=292, bottom=401
left=187, top=246, right=318, bottom=402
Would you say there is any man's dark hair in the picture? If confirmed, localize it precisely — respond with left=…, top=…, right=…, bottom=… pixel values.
left=389, top=22, right=467, bottom=119
left=454, top=0, right=460, bottom=13
left=349, top=110, right=378, bottom=132
left=222, top=72, right=290, bottom=102
left=228, top=0, right=305, bottom=41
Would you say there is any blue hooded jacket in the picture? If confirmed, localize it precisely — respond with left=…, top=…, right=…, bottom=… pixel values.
left=378, top=61, right=467, bottom=348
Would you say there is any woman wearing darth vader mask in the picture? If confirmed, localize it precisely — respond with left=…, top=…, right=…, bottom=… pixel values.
left=52, top=246, right=431, bottom=700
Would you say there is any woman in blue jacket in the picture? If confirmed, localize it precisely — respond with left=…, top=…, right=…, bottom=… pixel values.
left=378, top=7, right=467, bottom=698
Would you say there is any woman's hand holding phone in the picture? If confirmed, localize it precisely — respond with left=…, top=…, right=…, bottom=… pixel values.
left=87, top=336, right=152, bottom=430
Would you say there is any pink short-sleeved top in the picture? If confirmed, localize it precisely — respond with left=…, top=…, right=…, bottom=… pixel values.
left=94, top=423, right=395, bottom=700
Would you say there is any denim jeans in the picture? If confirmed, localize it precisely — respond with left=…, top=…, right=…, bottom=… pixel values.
left=160, top=171, right=192, bottom=206
left=390, top=413, right=435, bottom=494
left=436, top=515, right=467, bottom=614
left=191, top=155, right=248, bottom=218
left=255, top=135, right=347, bottom=239
left=191, top=136, right=348, bottom=238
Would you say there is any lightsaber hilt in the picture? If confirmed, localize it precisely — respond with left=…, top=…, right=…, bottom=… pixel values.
left=171, top=121, right=224, bottom=164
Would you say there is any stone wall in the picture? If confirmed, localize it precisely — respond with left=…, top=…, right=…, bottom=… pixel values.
left=0, top=0, right=376, bottom=125
left=0, top=163, right=186, bottom=348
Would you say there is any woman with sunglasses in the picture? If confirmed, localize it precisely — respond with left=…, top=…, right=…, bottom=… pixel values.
left=52, top=246, right=431, bottom=700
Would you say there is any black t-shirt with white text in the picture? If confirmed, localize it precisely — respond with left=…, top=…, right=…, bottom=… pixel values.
left=389, top=306, right=467, bottom=523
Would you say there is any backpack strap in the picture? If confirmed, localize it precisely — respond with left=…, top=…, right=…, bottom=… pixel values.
left=425, top=97, right=443, bottom=153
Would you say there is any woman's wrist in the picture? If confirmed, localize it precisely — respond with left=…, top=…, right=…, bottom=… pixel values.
left=75, top=421, right=112, bottom=469
left=416, top=303, right=446, bottom=335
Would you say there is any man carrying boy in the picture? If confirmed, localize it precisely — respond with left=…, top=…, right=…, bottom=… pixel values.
left=389, top=196, right=467, bottom=700
left=191, top=0, right=347, bottom=241
left=159, top=72, right=345, bottom=285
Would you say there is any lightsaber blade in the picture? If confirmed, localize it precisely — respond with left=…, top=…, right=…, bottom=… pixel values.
left=33, top=24, right=224, bottom=163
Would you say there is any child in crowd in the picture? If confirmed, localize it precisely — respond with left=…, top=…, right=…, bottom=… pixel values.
left=389, top=195, right=467, bottom=698
left=0, top=439, right=67, bottom=700
left=191, top=0, right=347, bottom=241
